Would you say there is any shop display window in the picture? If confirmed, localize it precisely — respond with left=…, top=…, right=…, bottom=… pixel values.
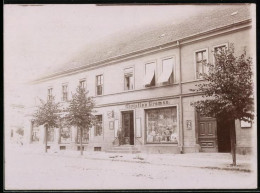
left=146, top=107, right=178, bottom=144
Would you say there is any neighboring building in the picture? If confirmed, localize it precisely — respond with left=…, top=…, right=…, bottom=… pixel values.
left=28, top=5, right=255, bottom=154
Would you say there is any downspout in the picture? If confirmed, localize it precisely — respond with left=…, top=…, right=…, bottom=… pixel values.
left=177, top=40, right=184, bottom=153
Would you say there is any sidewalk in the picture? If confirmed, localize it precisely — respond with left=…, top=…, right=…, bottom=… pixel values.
left=15, top=144, right=254, bottom=173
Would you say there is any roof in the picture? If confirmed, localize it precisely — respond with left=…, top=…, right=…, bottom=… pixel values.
left=39, top=4, right=252, bottom=80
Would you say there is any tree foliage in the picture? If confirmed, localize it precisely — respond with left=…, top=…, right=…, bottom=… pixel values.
left=65, top=85, right=96, bottom=131
left=191, top=44, right=254, bottom=122
left=33, top=96, right=61, bottom=128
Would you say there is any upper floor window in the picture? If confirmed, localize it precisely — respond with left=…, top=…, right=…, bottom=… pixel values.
left=79, top=79, right=86, bottom=89
left=195, top=49, right=208, bottom=79
left=213, top=43, right=228, bottom=65
left=94, top=115, right=103, bottom=136
left=96, top=74, right=103, bottom=96
left=124, top=67, right=134, bottom=91
left=158, top=57, right=174, bottom=84
left=47, top=88, right=53, bottom=100
left=62, top=84, right=68, bottom=101
left=143, top=62, right=156, bottom=87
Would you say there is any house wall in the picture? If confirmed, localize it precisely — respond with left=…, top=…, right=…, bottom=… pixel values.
left=28, top=25, right=254, bottom=154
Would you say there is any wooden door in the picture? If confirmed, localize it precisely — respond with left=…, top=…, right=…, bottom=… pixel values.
left=198, top=118, right=218, bottom=152
left=122, top=111, right=134, bottom=145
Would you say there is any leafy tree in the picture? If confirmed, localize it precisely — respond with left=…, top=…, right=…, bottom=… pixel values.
left=191, top=44, right=254, bottom=166
left=33, top=96, right=61, bottom=152
left=65, top=85, right=96, bottom=155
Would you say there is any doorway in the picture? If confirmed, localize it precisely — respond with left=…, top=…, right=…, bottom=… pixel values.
left=217, top=119, right=231, bottom=152
left=122, top=111, right=134, bottom=145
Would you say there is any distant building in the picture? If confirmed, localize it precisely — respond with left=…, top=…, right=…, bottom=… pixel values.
left=28, top=5, right=255, bottom=154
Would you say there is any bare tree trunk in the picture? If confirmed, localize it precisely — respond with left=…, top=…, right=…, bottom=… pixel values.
left=45, top=125, right=48, bottom=153
left=80, top=127, right=83, bottom=156
left=230, top=120, right=236, bottom=166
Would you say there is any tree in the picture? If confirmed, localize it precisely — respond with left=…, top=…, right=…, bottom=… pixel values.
left=191, top=44, right=254, bottom=166
left=65, top=85, right=96, bottom=155
left=33, top=96, right=61, bottom=153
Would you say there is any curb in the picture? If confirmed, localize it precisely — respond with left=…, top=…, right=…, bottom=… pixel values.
left=28, top=151, right=251, bottom=173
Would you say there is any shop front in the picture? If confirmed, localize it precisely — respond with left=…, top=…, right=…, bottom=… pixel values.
left=123, top=98, right=181, bottom=153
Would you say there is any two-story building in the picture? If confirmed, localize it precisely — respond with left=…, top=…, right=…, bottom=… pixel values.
left=26, top=4, right=255, bottom=154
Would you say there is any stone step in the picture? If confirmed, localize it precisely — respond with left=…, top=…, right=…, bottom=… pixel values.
left=111, top=147, right=139, bottom=150
left=105, top=145, right=141, bottom=154
left=105, top=150, right=141, bottom=154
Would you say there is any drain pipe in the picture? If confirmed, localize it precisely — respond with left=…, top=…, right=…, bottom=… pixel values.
left=177, top=40, right=184, bottom=154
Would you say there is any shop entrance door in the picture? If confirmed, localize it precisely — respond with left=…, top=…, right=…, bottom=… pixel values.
left=198, top=117, right=218, bottom=152
left=122, top=111, right=134, bottom=145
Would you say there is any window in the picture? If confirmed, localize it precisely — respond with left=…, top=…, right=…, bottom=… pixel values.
left=195, top=49, right=208, bottom=79
left=62, top=84, right=68, bottom=101
left=95, top=115, right=103, bottom=136
left=60, top=127, right=71, bottom=143
left=79, top=79, right=86, bottom=89
left=47, top=127, right=54, bottom=142
left=47, top=88, right=53, bottom=100
left=213, top=43, right=228, bottom=65
left=143, top=62, right=156, bottom=87
left=124, top=67, right=134, bottom=90
left=96, top=75, right=103, bottom=95
left=31, top=122, right=39, bottom=142
left=158, top=57, right=174, bottom=84
left=77, top=128, right=89, bottom=144
left=146, top=107, right=178, bottom=144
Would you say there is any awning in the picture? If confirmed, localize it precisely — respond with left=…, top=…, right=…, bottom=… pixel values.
left=157, top=69, right=172, bottom=83
left=143, top=71, right=155, bottom=87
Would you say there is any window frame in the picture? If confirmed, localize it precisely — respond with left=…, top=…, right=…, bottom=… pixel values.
left=194, top=48, right=209, bottom=80
left=79, top=78, right=86, bottom=89
left=61, top=83, right=69, bottom=102
left=94, top=115, right=103, bottom=137
left=47, top=87, right=53, bottom=101
left=212, top=43, right=229, bottom=66
left=159, top=56, right=175, bottom=84
left=124, top=66, right=135, bottom=91
left=96, top=74, right=104, bottom=96
left=143, top=60, right=157, bottom=87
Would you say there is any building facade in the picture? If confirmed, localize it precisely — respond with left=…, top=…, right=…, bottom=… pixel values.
left=26, top=5, right=255, bottom=154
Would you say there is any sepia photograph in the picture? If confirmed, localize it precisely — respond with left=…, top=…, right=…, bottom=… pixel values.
left=4, top=3, right=257, bottom=190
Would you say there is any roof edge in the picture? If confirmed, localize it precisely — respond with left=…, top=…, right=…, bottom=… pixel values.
left=31, top=18, right=252, bottom=84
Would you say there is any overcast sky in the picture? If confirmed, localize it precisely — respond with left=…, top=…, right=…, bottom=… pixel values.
left=4, top=4, right=219, bottom=105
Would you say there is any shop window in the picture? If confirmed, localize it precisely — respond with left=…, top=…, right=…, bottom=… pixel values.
left=60, top=127, right=71, bottom=143
left=47, top=127, right=54, bottom=142
left=95, top=115, right=103, bottom=136
left=146, top=107, right=178, bottom=144
left=77, top=128, right=89, bottom=144
left=143, top=62, right=156, bottom=87
left=47, top=88, right=53, bottom=100
left=158, top=57, right=174, bottom=84
left=62, top=84, right=68, bottom=101
left=79, top=79, right=86, bottom=89
left=124, top=67, right=134, bottom=90
left=195, top=49, right=208, bottom=79
left=96, top=75, right=103, bottom=96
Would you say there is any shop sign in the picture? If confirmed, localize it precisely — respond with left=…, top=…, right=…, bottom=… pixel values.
left=126, top=99, right=170, bottom=109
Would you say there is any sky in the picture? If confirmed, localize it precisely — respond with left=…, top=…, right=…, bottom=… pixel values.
left=4, top=4, right=218, bottom=106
